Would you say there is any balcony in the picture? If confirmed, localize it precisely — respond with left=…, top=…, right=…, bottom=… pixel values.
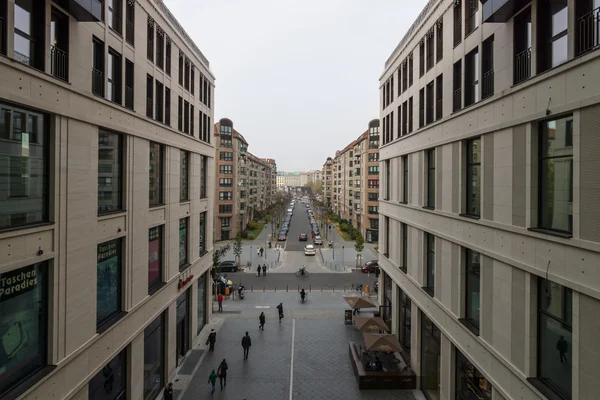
left=576, top=6, right=600, bottom=56
left=92, top=68, right=104, bottom=97
left=514, top=48, right=531, bottom=85
left=480, top=0, right=529, bottom=23
left=50, top=45, right=68, bottom=81
left=55, top=0, right=102, bottom=21
left=482, top=70, right=494, bottom=99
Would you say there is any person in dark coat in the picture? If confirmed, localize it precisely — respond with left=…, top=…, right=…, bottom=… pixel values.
left=241, top=332, right=252, bottom=360
left=206, top=329, right=216, bottom=352
left=218, top=359, right=228, bottom=389
left=259, top=312, right=266, bottom=330
left=256, top=264, right=261, bottom=276
left=277, top=302, right=284, bottom=323
left=208, top=371, right=217, bottom=394
left=262, top=264, right=266, bottom=276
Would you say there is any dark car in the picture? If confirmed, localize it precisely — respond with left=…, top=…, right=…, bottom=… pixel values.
left=299, top=233, right=308, bottom=241
left=213, top=275, right=233, bottom=289
left=218, top=260, right=239, bottom=272
left=361, top=260, right=379, bottom=273
left=278, top=232, right=287, bottom=241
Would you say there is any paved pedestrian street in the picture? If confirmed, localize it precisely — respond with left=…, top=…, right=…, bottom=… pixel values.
left=178, top=292, right=424, bottom=400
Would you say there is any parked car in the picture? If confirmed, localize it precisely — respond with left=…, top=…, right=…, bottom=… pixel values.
left=361, top=260, right=380, bottom=273
left=304, top=244, right=316, bottom=256
left=313, top=236, right=323, bottom=245
left=213, top=275, right=233, bottom=289
left=278, top=232, right=287, bottom=241
left=218, top=260, right=239, bottom=272
left=299, top=233, right=308, bottom=241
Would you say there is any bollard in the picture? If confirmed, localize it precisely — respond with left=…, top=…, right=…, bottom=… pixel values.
left=297, top=284, right=299, bottom=292
left=333, top=285, right=335, bottom=292
left=309, top=285, right=312, bottom=292
left=286, top=284, right=288, bottom=292
left=263, top=285, right=265, bottom=292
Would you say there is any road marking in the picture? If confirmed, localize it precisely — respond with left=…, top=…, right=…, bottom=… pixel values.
left=289, top=318, right=296, bottom=400
left=255, top=306, right=271, bottom=309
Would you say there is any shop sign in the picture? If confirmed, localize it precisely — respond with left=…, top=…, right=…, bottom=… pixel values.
left=0, top=264, right=38, bottom=302
left=179, top=275, right=194, bottom=290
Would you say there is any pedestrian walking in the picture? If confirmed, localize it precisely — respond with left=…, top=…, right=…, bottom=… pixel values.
left=208, top=370, right=217, bottom=394
left=241, top=332, right=252, bottom=360
left=217, top=293, right=224, bottom=312
left=257, top=247, right=260, bottom=256
left=259, top=312, right=265, bottom=330
left=217, top=359, right=228, bottom=390
left=262, top=264, right=266, bottom=276
left=206, top=329, right=216, bottom=352
left=256, top=264, right=261, bottom=277
left=277, top=302, right=284, bottom=323
left=259, top=247, right=264, bottom=257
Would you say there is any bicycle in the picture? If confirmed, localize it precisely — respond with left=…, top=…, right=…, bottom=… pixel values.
left=351, top=283, right=364, bottom=293
left=295, top=266, right=310, bottom=277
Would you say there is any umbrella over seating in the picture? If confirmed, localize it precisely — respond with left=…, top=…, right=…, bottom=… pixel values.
left=363, top=333, right=403, bottom=352
left=353, top=316, right=390, bottom=332
left=344, top=296, right=377, bottom=310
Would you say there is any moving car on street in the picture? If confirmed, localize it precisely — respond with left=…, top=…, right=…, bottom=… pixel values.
left=304, top=244, right=316, bottom=256
left=299, top=233, right=308, bottom=241
left=313, top=236, right=323, bottom=245
left=361, top=260, right=379, bottom=273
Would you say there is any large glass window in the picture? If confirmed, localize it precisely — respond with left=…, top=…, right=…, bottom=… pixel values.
left=14, top=0, right=44, bottom=70
left=0, top=262, right=47, bottom=397
left=401, top=223, right=408, bottom=272
left=537, top=0, right=568, bottom=73
left=180, top=150, right=189, bottom=202
left=98, top=131, right=123, bottom=214
left=466, top=138, right=481, bottom=217
left=539, top=116, right=573, bottom=233
left=199, top=212, right=206, bottom=256
left=426, top=149, right=435, bottom=208
left=200, top=155, right=207, bottom=198
left=421, top=311, right=441, bottom=400
left=149, top=142, right=163, bottom=207
left=0, top=104, right=48, bottom=229
left=455, top=349, right=492, bottom=400
left=398, top=289, right=411, bottom=363
left=402, top=155, right=408, bottom=202
left=179, top=218, right=188, bottom=269
left=197, top=274, right=206, bottom=334
left=97, top=239, right=122, bottom=328
left=465, top=249, right=481, bottom=333
left=89, top=349, right=126, bottom=400
left=425, top=233, right=435, bottom=295
left=537, top=278, right=572, bottom=398
left=148, top=226, right=162, bottom=293
left=143, top=314, right=164, bottom=400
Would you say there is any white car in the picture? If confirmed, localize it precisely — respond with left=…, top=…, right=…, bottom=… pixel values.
left=313, top=236, right=323, bottom=245
left=304, top=244, right=316, bottom=256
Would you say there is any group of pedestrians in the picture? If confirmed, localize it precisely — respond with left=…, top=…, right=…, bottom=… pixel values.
left=256, top=263, right=267, bottom=276
left=205, top=303, right=285, bottom=394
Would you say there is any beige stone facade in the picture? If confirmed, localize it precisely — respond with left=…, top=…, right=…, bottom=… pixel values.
left=0, top=0, right=215, bottom=399
left=378, top=0, right=600, bottom=399
left=214, top=118, right=276, bottom=240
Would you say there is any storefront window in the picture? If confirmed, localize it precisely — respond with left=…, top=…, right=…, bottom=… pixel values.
left=176, top=290, right=190, bottom=365
left=383, top=273, right=392, bottom=328
left=398, top=289, right=412, bottom=363
left=148, top=226, right=162, bottom=292
left=97, top=239, right=122, bottom=328
left=455, top=349, right=492, bottom=400
left=179, top=218, right=188, bottom=270
left=0, top=262, right=47, bottom=397
left=197, top=274, right=206, bottom=334
left=0, top=104, right=49, bottom=229
left=98, top=131, right=123, bottom=214
left=143, top=314, right=164, bottom=400
left=421, top=311, right=441, bottom=400
left=89, top=349, right=126, bottom=400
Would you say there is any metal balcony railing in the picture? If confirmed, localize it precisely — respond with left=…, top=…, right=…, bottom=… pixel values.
left=146, top=97, right=153, bottom=118
left=92, top=68, right=104, bottom=96
left=514, top=48, right=531, bottom=85
left=482, top=70, right=494, bottom=99
left=50, top=45, right=68, bottom=81
left=436, top=98, right=442, bottom=120
left=453, top=87, right=461, bottom=112
left=576, top=7, right=600, bottom=56
left=126, top=18, right=134, bottom=45
left=454, top=17, right=462, bottom=47
left=125, top=86, right=134, bottom=110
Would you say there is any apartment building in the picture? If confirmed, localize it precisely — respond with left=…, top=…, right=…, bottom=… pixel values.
left=276, top=171, right=303, bottom=188
left=323, top=157, right=333, bottom=207
left=328, top=120, right=380, bottom=242
left=378, top=0, right=600, bottom=399
left=214, top=118, right=276, bottom=240
left=0, top=1, right=215, bottom=399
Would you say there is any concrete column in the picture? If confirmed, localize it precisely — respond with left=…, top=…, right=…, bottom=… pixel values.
left=411, top=302, right=421, bottom=387
left=128, top=331, right=145, bottom=400
left=391, top=281, right=400, bottom=336
left=524, top=272, right=538, bottom=377
left=440, top=334, right=454, bottom=400
left=166, top=301, right=177, bottom=383
left=481, top=134, right=495, bottom=221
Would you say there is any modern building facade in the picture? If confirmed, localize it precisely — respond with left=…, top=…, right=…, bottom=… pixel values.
left=323, top=157, right=334, bottom=207
left=378, top=0, right=600, bottom=399
left=0, top=1, right=216, bottom=399
left=326, top=120, right=380, bottom=243
left=214, top=118, right=276, bottom=240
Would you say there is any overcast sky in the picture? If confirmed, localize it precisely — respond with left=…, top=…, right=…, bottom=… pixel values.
left=165, top=0, right=427, bottom=171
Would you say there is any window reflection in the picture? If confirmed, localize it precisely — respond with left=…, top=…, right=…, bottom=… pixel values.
left=98, top=132, right=122, bottom=214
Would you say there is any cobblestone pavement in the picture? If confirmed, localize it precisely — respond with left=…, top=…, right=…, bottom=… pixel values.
left=178, top=292, right=423, bottom=400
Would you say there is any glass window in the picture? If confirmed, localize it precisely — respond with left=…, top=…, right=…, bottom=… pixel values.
left=0, top=105, right=48, bottom=229
left=180, top=150, right=189, bottom=202
left=0, top=262, right=47, bottom=397
left=398, top=290, right=411, bottom=363
left=421, top=311, right=441, bottom=400
left=97, top=239, right=122, bottom=328
left=199, top=212, right=206, bottom=256
left=179, top=218, right=188, bottom=269
left=539, top=116, right=573, bottom=233
left=89, top=349, right=126, bottom=400
left=149, top=142, right=163, bottom=206
left=465, top=249, right=481, bottom=331
left=455, top=349, right=492, bottom=400
left=401, top=223, right=408, bottom=272
left=538, top=278, right=572, bottom=398
left=14, top=0, right=35, bottom=67
left=98, top=132, right=123, bottom=214
left=466, top=138, right=481, bottom=216
left=425, top=233, right=435, bottom=294
left=427, top=149, right=435, bottom=208
left=144, top=314, right=164, bottom=400
left=197, top=274, right=206, bottom=334
left=148, top=226, right=162, bottom=292
left=402, top=155, right=409, bottom=202
left=200, top=155, right=207, bottom=198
